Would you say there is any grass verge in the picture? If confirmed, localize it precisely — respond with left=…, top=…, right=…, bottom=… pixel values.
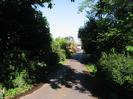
left=86, top=63, right=97, bottom=73
left=59, top=60, right=67, bottom=65
left=4, top=85, right=32, bottom=99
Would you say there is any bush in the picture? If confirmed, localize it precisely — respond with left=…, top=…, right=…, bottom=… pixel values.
left=52, top=38, right=66, bottom=61
left=4, top=70, right=32, bottom=98
left=98, top=52, right=133, bottom=92
left=0, top=49, right=29, bottom=87
left=86, top=64, right=97, bottom=73
left=56, top=49, right=66, bottom=62
left=5, top=85, right=32, bottom=98
left=12, top=70, right=29, bottom=88
left=0, top=48, right=60, bottom=98
left=126, top=46, right=133, bottom=55
left=52, top=37, right=77, bottom=60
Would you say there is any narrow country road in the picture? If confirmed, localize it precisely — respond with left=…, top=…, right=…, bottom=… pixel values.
left=19, top=53, right=98, bottom=99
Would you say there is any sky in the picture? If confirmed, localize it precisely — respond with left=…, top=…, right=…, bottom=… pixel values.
left=38, top=0, right=87, bottom=42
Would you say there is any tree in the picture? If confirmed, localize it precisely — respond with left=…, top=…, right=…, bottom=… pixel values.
left=52, top=37, right=77, bottom=59
left=0, top=0, right=53, bottom=88
left=78, top=0, right=133, bottom=53
left=78, top=18, right=98, bottom=53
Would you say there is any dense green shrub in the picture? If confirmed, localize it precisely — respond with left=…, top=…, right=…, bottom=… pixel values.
left=0, top=49, right=29, bottom=86
left=5, top=84, right=32, bottom=98
left=98, top=52, right=133, bottom=92
left=86, top=64, right=97, bottom=73
left=52, top=37, right=77, bottom=60
left=0, top=48, right=60, bottom=98
left=12, top=70, right=29, bottom=88
left=5, top=70, right=32, bottom=98
left=52, top=39, right=66, bottom=61
left=54, top=49, right=66, bottom=62
left=126, top=46, right=133, bottom=56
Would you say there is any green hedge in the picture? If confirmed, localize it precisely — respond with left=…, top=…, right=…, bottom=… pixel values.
left=97, top=52, right=133, bottom=92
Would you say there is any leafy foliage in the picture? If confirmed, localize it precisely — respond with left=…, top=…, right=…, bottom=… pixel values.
left=78, top=0, right=133, bottom=96
left=98, top=52, right=133, bottom=92
left=78, top=0, right=133, bottom=54
left=0, top=0, right=60, bottom=98
left=52, top=39, right=66, bottom=61
left=5, top=84, right=32, bottom=98
left=78, top=18, right=98, bottom=54
left=126, top=46, right=133, bottom=55
left=52, top=37, right=77, bottom=59
left=86, top=64, right=97, bottom=73
left=0, top=0, right=52, bottom=51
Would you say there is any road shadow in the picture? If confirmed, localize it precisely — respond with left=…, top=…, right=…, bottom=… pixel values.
left=47, top=53, right=128, bottom=99
left=47, top=63, right=121, bottom=99
left=71, top=53, right=90, bottom=64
